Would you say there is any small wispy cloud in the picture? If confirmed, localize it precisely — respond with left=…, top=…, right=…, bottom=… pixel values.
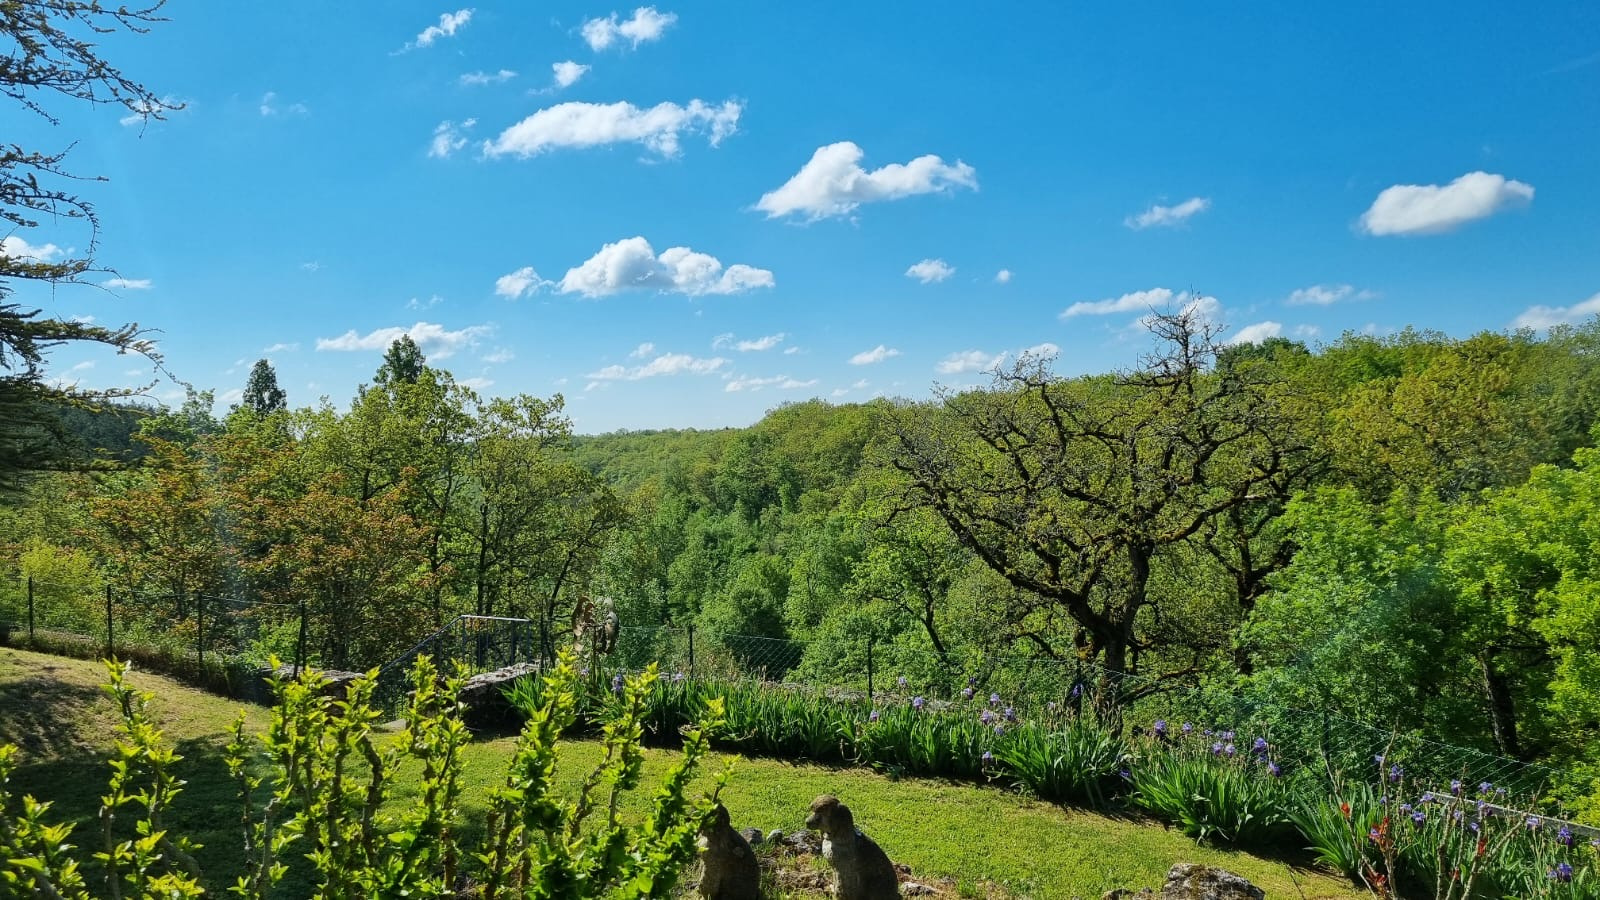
left=995, top=269, right=1013, bottom=284
left=428, top=118, right=476, bottom=158
left=1060, top=287, right=1174, bottom=318
left=1285, top=284, right=1375, bottom=306
left=259, top=91, right=308, bottom=117
left=849, top=345, right=900, bottom=366
left=1125, top=197, right=1210, bottom=229
left=403, top=8, right=474, bottom=52
left=102, top=277, right=153, bottom=290
left=460, top=68, right=517, bottom=87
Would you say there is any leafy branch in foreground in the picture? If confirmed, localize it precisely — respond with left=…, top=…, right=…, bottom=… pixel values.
left=1, top=651, right=728, bottom=897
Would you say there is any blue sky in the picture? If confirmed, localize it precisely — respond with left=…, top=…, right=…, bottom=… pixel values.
left=6, top=1, right=1599, bottom=433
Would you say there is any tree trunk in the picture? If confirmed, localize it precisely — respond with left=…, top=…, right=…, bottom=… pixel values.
left=1478, top=649, right=1522, bottom=759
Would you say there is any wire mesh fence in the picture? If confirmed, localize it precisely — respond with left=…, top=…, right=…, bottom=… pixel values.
left=0, top=568, right=306, bottom=698
left=599, top=624, right=1581, bottom=812
left=2, top=563, right=1587, bottom=823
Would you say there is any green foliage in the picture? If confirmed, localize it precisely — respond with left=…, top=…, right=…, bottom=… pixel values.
left=1, top=652, right=727, bottom=897
left=1131, top=745, right=1290, bottom=848
left=994, top=719, right=1127, bottom=810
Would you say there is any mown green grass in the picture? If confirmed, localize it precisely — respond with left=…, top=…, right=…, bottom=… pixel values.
left=0, top=648, right=1363, bottom=898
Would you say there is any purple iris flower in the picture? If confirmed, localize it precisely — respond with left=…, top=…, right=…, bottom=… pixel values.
left=1252, top=737, right=1268, bottom=754
left=1223, top=743, right=1237, bottom=757
left=1557, top=825, right=1574, bottom=848
left=1211, top=742, right=1224, bottom=756
left=989, top=692, right=1001, bottom=706
left=1549, top=863, right=1574, bottom=883
left=1388, top=763, right=1403, bottom=783
left=981, top=750, right=994, bottom=764
left=911, top=696, right=926, bottom=711
left=993, top=724, right=1005, bottom=736
left=1478, top=781, right=1494, bottom=795
left=1450, top=779, right=1463, bottom=796
left=1525, top=816, right=1541, bottom=830
left=1154, top=720, right=1168, bottom=737
left=1411, top=811, right=1426, bottom=825
left=897, top=675, right=908, bottom=688
left=1181, top=722, right=1193, bottom=734
left=611, top=673, right=624, bottom=694
left=868, top=709, right=880, bottom=723
left=961, top=686, right=974, bottom=700
left=1003, top=706, right=1017, bottom=723
left=980, top=709, right=995, bottom=725
left=1267, top=761, right=1282, bottom=778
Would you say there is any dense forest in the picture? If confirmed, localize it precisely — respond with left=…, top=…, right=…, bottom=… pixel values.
left=3, top=314, right=1600, bottom=815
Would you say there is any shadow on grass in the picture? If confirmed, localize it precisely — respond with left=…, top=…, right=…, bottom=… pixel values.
left=5, top=733, right=311, bottom=894
left=0, top=668, right=111, bottom=758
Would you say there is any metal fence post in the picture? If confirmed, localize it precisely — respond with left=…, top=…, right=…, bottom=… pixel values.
left=296, top=598, right=308, bottom=677
left=196, top=595, right=205, bottom=673
left=866, top=634, right=875, bottom=702
left=26, top=576, right=34, bottom=642
left=105, top=583, right=114, bottom=658
left=687, top=623, right=696, bottom=677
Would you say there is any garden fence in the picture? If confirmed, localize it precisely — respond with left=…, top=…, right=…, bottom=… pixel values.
left=1, top=566, right=1587, bottom=824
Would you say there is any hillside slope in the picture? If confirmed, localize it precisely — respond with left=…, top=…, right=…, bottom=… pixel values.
left=0, top=648, right=1362, bottom=898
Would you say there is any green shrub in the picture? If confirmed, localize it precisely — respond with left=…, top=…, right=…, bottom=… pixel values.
left=1131, top=745, right=1290, bottom=848
left=995, top=720, right=1127, bottom=809
left=0, top=652, right=727, bottom=898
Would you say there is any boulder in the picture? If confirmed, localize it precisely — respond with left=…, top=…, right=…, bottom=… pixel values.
left=1160, top=864, right=1264, bottom=900
left=266, top=664, right=364, bottom=699
left=457, top=662, right=541, bottom=727
left=739, top=827, right=764, bottom=846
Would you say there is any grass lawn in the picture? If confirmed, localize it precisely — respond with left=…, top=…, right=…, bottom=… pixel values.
left=0, top=647, right=1364, bottom=898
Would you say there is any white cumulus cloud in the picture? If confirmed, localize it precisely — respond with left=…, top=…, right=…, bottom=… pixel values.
left=1285, top=284, right=1376, bottom=306
left=558, top=236, right=774, bottom=298
left=1, top=236, right=64, bottom=262
left=102, top=277, right=152, bottom=290
left=725, top=374, right=816, bottom=392
left=494, top=266, right=545, bottom=299
left=587, top=352, right=726, bottom=383
left=1125, top=197, right=1210, bottom=229
left=906, top=258, right=955, bottom=284
left=1360, top=171, right=1534, bottom=236
left=408, top=8, right=473, bottom=50
left=1060, top=287, right=1175, bottom=319
left=1512, top=293, right=1600, bottom=329
left=995, top=269, right=1013, bottom=284
left=756, top=141, right=977, bottom=221
left=482, top=99, right=741, bottom=159
left=936, top=349, right=1005, bottom=374
left=428, top=119, right=476, bottom=158
left=849, top=345, right=900, bottom=366
left=711, top=333, right=785, bottom=351
left=630, top=342, right=655, bottom=358
left=460, top=69, right=517, bottom=86
left=1227, top=321, right=1284, bottom=345
left=581, top=7, right=677, bottom=51
left=551, top=61, right=590, bottom=88
left=316, top=321, right=491, bottom=359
